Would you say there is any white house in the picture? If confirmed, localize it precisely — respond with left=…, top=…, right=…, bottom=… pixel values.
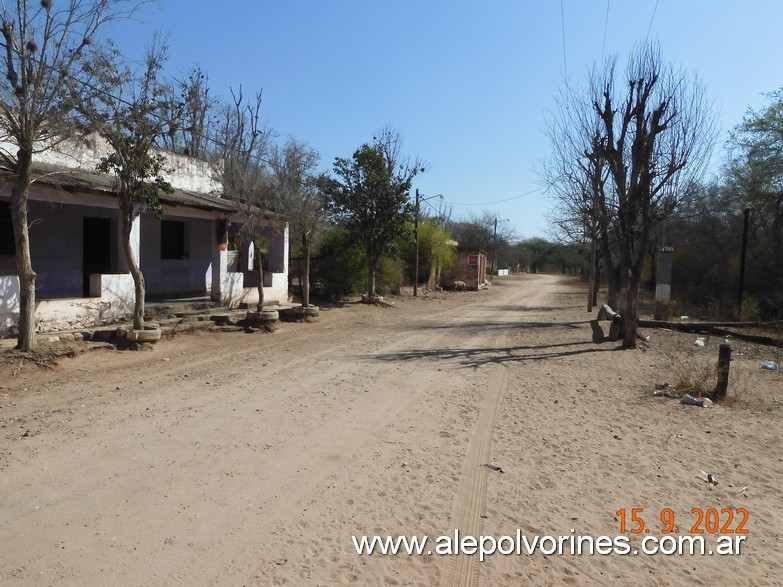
left=0, top=135, right=288, bottom=336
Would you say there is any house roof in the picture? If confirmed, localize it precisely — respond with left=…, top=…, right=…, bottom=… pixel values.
left=1, top=161, right=240, bottom=214
left=0, top=162, right=292, bottom=219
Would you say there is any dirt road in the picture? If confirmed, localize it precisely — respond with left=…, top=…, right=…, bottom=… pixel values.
left=1, top=275, right=781, bottom=585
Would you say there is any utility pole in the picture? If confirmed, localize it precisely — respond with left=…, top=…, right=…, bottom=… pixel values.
left=413, top=190, right=444, bottom=297
left=414, top=189, right=420, bottom=297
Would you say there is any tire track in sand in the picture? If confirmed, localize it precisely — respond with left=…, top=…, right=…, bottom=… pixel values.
left=438, top=277, right=561, bottom=587
left=440, top=337, right=510, bottom=587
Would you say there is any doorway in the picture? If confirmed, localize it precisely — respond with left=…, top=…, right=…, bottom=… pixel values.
left=83, top=217, right=112, bottom=296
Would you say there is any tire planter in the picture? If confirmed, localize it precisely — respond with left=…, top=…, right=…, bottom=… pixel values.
left=246, top=310, right=279, bottom=323
left=260, top=310, right=279, bottom=322
left=126, top=328, right=162, bottom=343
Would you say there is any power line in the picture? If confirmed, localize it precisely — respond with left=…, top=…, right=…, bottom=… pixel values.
left=646, top=0, right=660, bottom=41
left=601, top=0, right=610, bottom=61
left=448, top=188, right=542, bottom=206
left=560, top=0, right=568, bottom=80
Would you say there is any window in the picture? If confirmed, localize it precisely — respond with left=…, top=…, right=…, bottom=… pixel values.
left=468, top=254, right=479, bottom=266
left=161, top=220, right=187, bottom=260
left=0, top=201, right=14, bottom=256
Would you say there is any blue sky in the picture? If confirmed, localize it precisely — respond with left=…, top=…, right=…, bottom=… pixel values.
left=109, top=1, right=783, bottom=239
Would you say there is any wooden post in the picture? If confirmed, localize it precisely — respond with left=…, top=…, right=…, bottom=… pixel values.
left=714, top=343, right=731, bottom=400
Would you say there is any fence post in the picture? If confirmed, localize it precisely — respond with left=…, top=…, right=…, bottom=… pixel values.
left=714, top=343, right=731, bottom=400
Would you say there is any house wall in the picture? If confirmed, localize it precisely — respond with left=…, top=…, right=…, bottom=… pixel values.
left=140, top=215, right=214, bottom=295
left=0, top=194, right=123, bottom=298
left=29, top=200, right=123, bottom=299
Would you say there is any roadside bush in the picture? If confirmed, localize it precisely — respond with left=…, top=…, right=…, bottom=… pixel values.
left=375, top=257, right=405, bottom=295
left=312, top=228, right=366, bottom=298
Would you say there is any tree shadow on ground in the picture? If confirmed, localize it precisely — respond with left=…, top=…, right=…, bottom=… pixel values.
left=366, top=339, right=622, bottom=370
left=409, top=319, right=590, bottom=333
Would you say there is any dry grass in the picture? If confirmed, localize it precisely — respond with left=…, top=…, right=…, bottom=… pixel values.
left=663, top=343, right=759, bottom=408
left=668, top=352, right=717, bottom=397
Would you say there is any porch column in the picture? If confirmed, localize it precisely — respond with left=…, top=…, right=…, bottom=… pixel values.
left=211, top=246, right=228, bottom=303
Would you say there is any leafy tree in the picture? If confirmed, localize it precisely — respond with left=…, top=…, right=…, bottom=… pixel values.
left=417, top=219, right=455, bottom=289
left=312, top=227, right=366, bottom=298
left=546, top=44, right=716, bottom=347
left=84, top=39, right=176, bottom=330
left=328, top=132, right=423, bottom=299
left=724, top=87, right=783, bottom=311
left=0, top=0, right=133, bottom=350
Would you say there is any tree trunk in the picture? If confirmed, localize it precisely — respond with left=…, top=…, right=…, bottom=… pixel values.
left=10, top=148, right=37, bottom=351
left=256, top=243, right=265, bottom=312
left=606, top=262, right=621, bottom=309
left=301, top=234, right=311, bottom=308
left=367, top=257, right=378, bottom=298
left=620, top=276, right=641, bottom=349
left=427, top=263, right=439, bottom=290
left=120, top=206, right=145, bottom=330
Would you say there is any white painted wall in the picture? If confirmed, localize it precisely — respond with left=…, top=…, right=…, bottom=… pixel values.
left=1, top=272, right=136, bottom=336
left=0, top=134, right=222, bottom=196
left=0, top=275, right=19, bottom=337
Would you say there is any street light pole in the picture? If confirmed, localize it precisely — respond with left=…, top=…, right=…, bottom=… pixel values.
left=415, top=189, right=420, bottom=297
left=492, top=218, right=509, bottom=281
left=414, top=190, right=444, bottom=297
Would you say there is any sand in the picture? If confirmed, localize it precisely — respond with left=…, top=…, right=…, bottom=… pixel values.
left=1, top=274, right=781, bottom=586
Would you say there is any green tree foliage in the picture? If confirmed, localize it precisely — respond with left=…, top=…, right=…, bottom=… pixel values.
left=417, top=220, right=456, bottom=289
left=312, top=228, right=367, bottom=298
left=328, top=135, right=422, bottom=299
left=85, top=39, right=176, bottom=330
left=724, top=87, right=783, bottom=310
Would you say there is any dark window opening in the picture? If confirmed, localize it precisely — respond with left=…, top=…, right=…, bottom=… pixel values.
left=0, top=201, right=15, bottom=256
left=161, top=220, right=187, bottom=260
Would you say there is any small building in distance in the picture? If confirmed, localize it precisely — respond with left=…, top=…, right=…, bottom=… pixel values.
left=442, top=246, right=487, bottom=290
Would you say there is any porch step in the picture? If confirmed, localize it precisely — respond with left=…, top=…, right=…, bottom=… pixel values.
left=31, top=300, right=293, bottom=345
left=145, top=301, right=220, bottom=318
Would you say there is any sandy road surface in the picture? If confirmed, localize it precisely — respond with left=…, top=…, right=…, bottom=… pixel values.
left=1, top=275, right=782, bottom=586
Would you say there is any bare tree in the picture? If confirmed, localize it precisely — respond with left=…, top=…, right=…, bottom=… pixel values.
left=214, top=88, right=274, bottom=311
left=0, top=0, right=135, bottom=350
left=268, top=138, right=326, bottom=308
left=374, top=125, right=427, bottom=183
left=83, top=38, right=176, bottom=331
left=543, top=103, right=620, bottom=307
left=546, top=44, right=716, bottom=347
left=161, top=64, right=215, bottom=159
